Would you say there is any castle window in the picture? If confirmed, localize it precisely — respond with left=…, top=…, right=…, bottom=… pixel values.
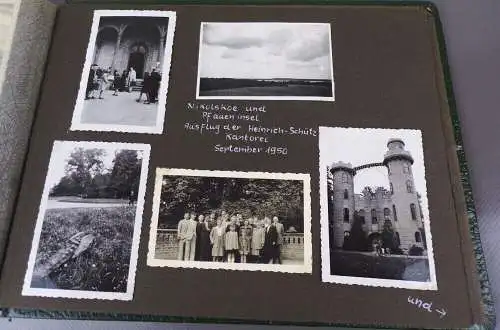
left=392, top=204, right=398, bottom=221
left=406, top=180, right=413, bottom=193
left=383, top=208, right=390, bottom=219
left=371, top=209, right=377, bottom=224
left=390, top=183, right=394, bottom=194
left=410, top=203, right=417, bottom=220
left=341, top=173, right=348, bottom=184
left=359, top=210, right=365, bottom=224
left=415, top=231, right=422, bottom=243
left=403, top=163, right=410, bottom=174
left=344, top=189, right=349, bottom=199
left=344, top=231, right=350, bottom=238
left=343, top=208, right=350, bottom=223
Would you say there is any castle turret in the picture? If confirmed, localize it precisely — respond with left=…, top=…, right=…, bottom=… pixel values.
left=329, top=162, right=356, bottom=248
left=383, top=138, right=424, bottom=250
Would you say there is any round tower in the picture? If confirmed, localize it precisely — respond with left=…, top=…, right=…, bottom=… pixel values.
left=329, top=162, right=356, bottom=248
left=383, top=138, right=424, bottom=251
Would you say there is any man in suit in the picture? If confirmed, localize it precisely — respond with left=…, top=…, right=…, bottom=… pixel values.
left=262, top=217, right=278, bottom=264
left=273, top=216, right=285, bottom=264
left=177, top=212, right=198, bottom=260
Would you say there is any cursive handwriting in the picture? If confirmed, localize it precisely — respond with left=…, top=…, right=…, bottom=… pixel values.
left=407, top=296, right=447, bottom=319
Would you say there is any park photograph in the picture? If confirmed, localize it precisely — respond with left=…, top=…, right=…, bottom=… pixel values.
left=22, top=141, right=150, bottom=300
left=148, top=168, right=312, bottom=273
left=319, top=127, right=437, bottom=290
left=196, top=22, right=334, bottom=101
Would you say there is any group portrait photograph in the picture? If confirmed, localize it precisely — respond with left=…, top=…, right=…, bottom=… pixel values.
left=148, top=169, right=312, bottom=273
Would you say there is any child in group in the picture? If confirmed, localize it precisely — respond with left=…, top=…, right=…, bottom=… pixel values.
left=225, top=224, right=239, bottom=263
left=239, top=219, right=253, bottom=263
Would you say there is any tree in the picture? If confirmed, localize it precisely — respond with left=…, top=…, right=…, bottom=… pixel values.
left=343, top=213, right=369, bottom=251
left=51, top=148, right=105, bottom=197
left=109, top=150, right=142, bottom=199
left=381, top=220, right=402, bottom=254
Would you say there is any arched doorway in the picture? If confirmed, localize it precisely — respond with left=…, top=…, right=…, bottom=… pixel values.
left=128, top=44, right=147, bottom=79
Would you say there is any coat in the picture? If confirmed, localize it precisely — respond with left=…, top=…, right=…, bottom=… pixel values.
left=210, top=225, right=225, bottom=257
left=262, top=225, right=278, bottom=261
left=196, top=221, right=211, bottom=261
left=251, top=227, right=265, bottom=256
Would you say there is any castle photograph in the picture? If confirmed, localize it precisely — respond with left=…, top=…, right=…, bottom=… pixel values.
left=319, top=127, right=437, bottom=290
left=71, top=11, right=176, bottom=133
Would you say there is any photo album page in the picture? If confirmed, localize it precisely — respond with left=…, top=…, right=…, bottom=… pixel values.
left=0, top=3, right=484, bottom=329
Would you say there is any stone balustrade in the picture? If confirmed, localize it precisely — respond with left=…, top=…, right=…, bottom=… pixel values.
left=154, top=229, right=304, bottom=261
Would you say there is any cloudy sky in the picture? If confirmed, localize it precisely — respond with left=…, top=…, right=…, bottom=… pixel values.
left=319, top=127, right=430, bottom=221
left=199, top=22, right=333, bottom=80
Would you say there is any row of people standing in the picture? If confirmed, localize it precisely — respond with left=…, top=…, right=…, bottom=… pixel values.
left=177, top=211, right=285, bottom=264
left=85, top=64, right=161, bottom=104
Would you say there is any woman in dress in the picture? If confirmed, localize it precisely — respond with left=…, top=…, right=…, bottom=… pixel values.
left=251, top=221, right=265, bottom=263
left=239, top=219, right=253, bottom=263
left=210, top=218, right=225, bottom=262
left=225, top=224, right=239, bottom=263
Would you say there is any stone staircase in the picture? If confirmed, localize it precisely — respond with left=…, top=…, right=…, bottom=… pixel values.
left=130, top=79, right=143, bottom=92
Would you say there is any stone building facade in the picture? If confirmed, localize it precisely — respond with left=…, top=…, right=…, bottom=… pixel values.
left=328, top=138, right=426, bottom=251
left=92, top=16, right=169, bottom=78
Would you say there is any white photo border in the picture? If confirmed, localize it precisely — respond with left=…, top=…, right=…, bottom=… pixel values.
left=147, top=168, right=312, bottom=274
left=319, top=126, right=438, bottom=290
left=195, top=22, right=335, bottom=102
left=22, top=141, right=151, bottom=300
left=70, top=10, right=177, bottom=134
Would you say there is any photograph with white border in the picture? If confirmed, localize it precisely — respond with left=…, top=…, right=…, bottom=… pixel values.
left=148, top=168, right=312, bottom=274
left=319, top=127, right=437, bottom=290
left=70, top=10, right=176, bottom=134
left=196, top=22, right=334, bottom=101
left=22, top=141, right=150, bottom=300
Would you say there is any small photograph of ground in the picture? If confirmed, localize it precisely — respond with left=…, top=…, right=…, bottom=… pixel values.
left=197, top=22, right=334, bottom=101
left=23, top=141, right=149, bottom=300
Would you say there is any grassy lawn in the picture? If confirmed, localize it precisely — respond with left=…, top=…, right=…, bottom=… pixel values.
left=330, top=250, right=408, bottom=280
left=50, top=196, right=129, bottom=204
left=32, top=206, right=136, bottom=292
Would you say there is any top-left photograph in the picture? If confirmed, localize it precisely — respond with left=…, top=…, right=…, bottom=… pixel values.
left=70, top=10, right=176, bottom=134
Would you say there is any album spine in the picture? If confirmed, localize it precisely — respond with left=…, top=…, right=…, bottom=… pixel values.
left=427, top=2, right=496, bottom=329
left=0, top=0, right=57, bottom=276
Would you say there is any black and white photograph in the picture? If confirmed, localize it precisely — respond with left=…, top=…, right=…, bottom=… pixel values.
left=196, top=22, right=334, bottom=101
left=22, top=141, right=150, bottom=300
left=148, top=168, right=312, bottom=273
left=319, top=127, right=437, bottom=290
left=70, top=10, right=176, bottom=134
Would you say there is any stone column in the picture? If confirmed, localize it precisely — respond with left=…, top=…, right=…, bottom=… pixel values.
left=157, top=25, right=168, bottom=66
left=111, top=24, right=127, bottom=71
